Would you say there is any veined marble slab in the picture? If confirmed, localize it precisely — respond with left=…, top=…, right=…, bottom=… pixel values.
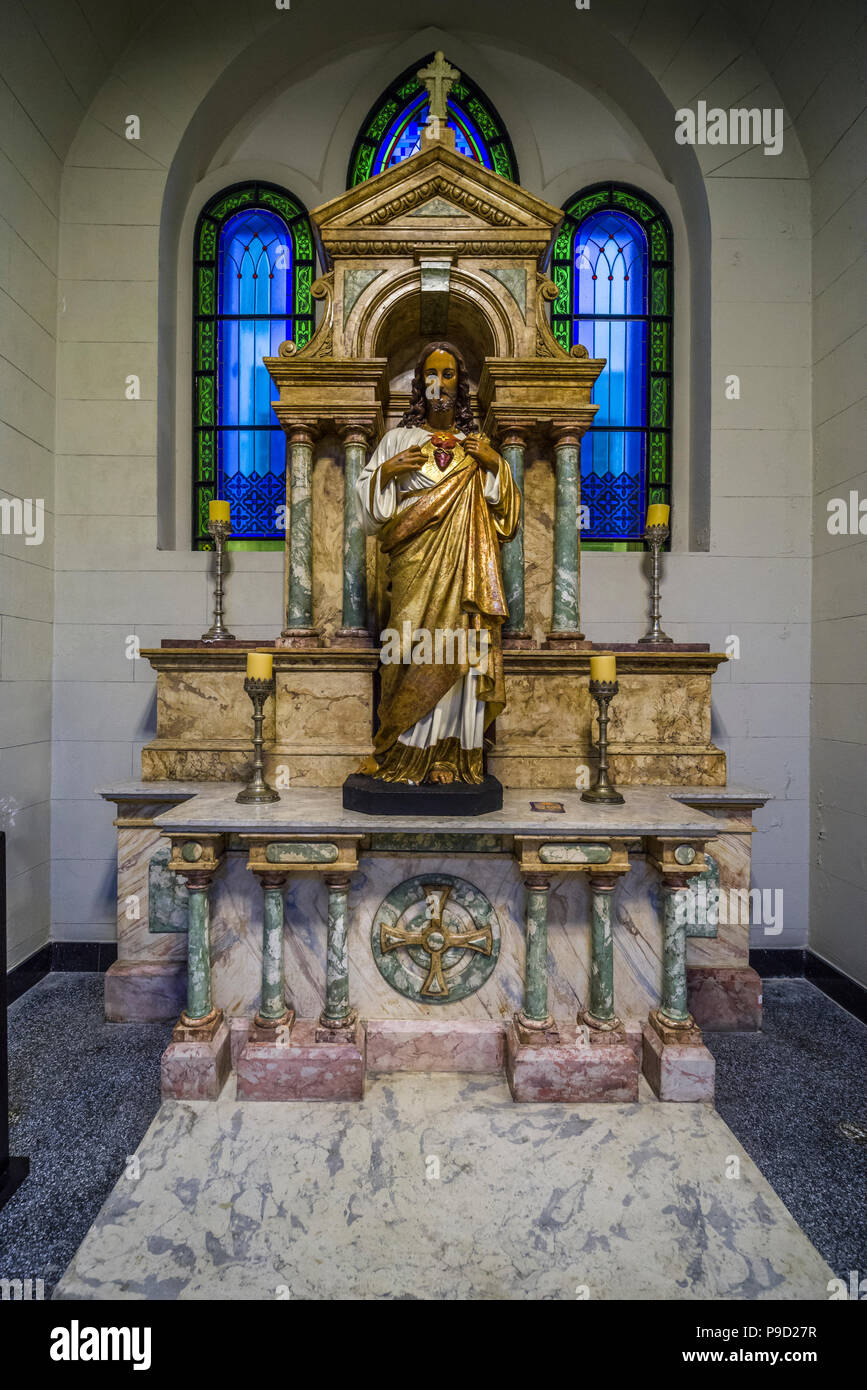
left=145, top=784, right=735, bottom=837
left=54, top=1073, right=832, bottom=1301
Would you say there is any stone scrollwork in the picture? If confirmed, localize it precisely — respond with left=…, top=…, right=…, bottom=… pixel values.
left=278, top=272, right=334, bottom=360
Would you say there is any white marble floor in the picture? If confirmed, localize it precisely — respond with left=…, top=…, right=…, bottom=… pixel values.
left=55, top=1074, right=833, bottom=1301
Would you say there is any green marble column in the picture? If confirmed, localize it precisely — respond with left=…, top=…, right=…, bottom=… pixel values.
left=319, top=874, right=355, bottom=1032
left=500, top=430, right=527, bottom=635
left=583, top=875, right=621, bottom=1030
left=659, top=877, right=691, bottom=1025
left=340, top=425, right=369, bottom=635
left=518, top=875, right=554, bottom=1030
left=550, top=427, right=582, bottom=636
left=255, top=873, right=291, bottom=1027
left=285, top=426, right=315, bottom=633
left=182, top=872, right=215, bottom=1024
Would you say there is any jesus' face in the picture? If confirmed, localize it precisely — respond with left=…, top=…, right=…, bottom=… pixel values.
left=423, top=349, right=458, bottom=428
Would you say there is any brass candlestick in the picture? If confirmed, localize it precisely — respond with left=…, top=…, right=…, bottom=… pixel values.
left=237, top=677, right=279, bottom=804
left=202, top=519, right=235, bottom=643
left=638, top=522, right=672, bottom=644
left=582, top=679, right=625, bottom=805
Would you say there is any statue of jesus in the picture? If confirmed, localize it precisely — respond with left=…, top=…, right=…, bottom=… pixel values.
left=356, top=342, right=520, bottom=786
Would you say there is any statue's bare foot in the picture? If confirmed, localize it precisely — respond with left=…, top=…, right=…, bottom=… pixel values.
left=429, top=767, right=456, bottom=785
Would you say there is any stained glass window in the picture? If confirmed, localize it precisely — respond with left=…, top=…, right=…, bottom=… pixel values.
left=192, top=183, right=314, bottom=550
left=348, top=56, right=517, bottom=185
left=550, top=185, right=673, bottom=549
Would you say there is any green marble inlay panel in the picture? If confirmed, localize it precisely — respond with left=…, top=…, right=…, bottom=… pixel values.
left=265, top=842, right=339, bottom=864
left=180, top=841, right=203, bottom=863
left=484, top=266, right=526, bottom=317
left=539, top=843, right=612, bottom=864
left=148, top=845, right=188, bottom=934
left=343, top=268, right=385, bottom=321
left=371, top=874, right=501, bottom=1005
left=369, top=833, right=506, bottom=854
left=685, top=852, right=720, bottom=939
left=674, top=844, right=696, bottom=865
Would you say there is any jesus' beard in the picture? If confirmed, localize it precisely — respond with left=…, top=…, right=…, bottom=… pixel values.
left=425, top=392, right=457, bottom=426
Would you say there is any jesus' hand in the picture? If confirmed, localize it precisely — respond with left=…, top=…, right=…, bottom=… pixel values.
left=379, top=446, right=427, bottom=487
left=463, top=434, right=501, bottom=474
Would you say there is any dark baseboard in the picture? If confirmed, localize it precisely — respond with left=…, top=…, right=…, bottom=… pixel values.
left=7, top=944, right=50, bottom=1005
left=749, top=948, right=807, bottom=979
left=750, top=947, right=867, bottom=1025
left=8, top=942, right=118, bottom=1004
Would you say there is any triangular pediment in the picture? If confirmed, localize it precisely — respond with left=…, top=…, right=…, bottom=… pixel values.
left=312, top=141, right=563, bottom=252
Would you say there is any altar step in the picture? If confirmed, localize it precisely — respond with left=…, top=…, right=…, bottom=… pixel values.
left=160, top=1015, right=715, bottom=1105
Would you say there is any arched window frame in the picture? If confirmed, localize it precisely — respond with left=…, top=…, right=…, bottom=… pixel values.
left=192, top=181, right=315, bottom=550
left=550, top=183, right=673, bottom=551
left=348, top=55, right=518, bottom=186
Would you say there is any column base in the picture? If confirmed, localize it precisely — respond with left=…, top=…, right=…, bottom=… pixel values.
left=578, top=1010, right=625, bottom=1042
left=687, top=966, right=763, bottom=1031
left=315, top=1009, right=359, bottom=1044
left=161, top=1019, right=231, bottom=1100
left=514, top=1011, right=560, bottom=1046
left=275, top=627, right=320, bottom=649
left=544, top=631, right=593, bottom=650
left=506, top=1018, right=639, bottom=1103
left=104, top=960, right=186, bottom=1022
left=641, top=1021, right=715, bottom=1102
left=501, top=631, right=535, bottom=650
left=330, top=627, right=373, bottom=648
left=250, top=1008, right=295, bottom=1042
left=647, top=1007, right=703, bottom=1047
left=236, top=1018, right=365, bottom=1101
left=173, top=1007, right=223, bottom=1043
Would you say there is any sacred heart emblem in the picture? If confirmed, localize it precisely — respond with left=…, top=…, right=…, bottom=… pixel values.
left=371, top=873, right=500, bottom=1003
left=429, top=431, right=459, bottom=471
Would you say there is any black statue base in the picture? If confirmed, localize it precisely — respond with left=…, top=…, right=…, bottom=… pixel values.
left=343, top=773, right=503, bottom=817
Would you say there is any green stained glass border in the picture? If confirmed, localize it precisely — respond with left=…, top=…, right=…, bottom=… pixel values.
left=192, top=181, right=315, bottom=550
left=347, top=53, right=518, bottom=187
left=549, top=182, right=673, bottom=550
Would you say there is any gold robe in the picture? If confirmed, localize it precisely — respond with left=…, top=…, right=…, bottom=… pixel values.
left=358, top=433, right=520, bottom=783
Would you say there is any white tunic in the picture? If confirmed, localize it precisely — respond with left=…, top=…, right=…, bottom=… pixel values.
left=356, top=426, right=501, bottom=752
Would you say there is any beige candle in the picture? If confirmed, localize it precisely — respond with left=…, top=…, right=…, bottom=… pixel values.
left=646, top=503, right=670, bottom=528
left=209, top=499, right=231, bottom=523
left=589, top=653, right=616, bottom=682
left=246, top=651, right=273, bottom=681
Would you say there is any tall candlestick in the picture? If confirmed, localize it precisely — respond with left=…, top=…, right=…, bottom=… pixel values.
left=202, top=505, right=235, bottom=643
left=237, top=676, right=279, bottom=804
left=638, top=512, right=672, bottom=645
left=582, top=678, right=625, bottom=805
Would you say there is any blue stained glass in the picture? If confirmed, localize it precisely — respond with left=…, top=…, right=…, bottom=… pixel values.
left=216, top=208, right=291, bottom=539
left=374, top=95, right=491, bottom=174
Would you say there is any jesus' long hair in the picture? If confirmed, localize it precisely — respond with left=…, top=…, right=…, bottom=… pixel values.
left=399, top=340, right=475, bottom=433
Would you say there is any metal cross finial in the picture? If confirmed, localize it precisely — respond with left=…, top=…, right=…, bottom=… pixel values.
left=417, top=51, right=460, bottom=123
left=380, top=883, right=492, bottom=998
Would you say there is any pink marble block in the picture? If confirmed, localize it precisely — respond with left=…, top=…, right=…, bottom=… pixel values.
left=688, top=966, right=763, bottom=1032
left=236, top=1019, right=365, bottom=1102
left=229, top=1016, right=253, bottom=1072
left=160, top=1021, right=231, bottom=1101
left=505, top=1020, right=640, bottom=1103
left=105, top=960, right=186, bottom=1022
left=365, top=1018, right=505, bottom=1073
left=641, top=1023, right=716, bottom=1102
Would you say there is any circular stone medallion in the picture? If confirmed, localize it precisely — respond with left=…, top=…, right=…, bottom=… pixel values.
left=371, top=873, right=501, bottom=1004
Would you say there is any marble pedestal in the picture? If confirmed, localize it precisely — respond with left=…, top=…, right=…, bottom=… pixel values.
left=161, top=1020, right=231, bottom=1100
left=236, top=1019, right=365, bottom=1101
left=641, top=1021, right=716, bottom=1102
left=505, top=1018, right=640, bottom=1103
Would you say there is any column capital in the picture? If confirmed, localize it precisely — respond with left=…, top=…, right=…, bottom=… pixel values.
left=523, top=873, right=551, bottom=892
left=551, top=421, right=585, bottom=450
left=498, top=424, right=530, bottom=450
left=338, top=420, right=376, bottom=448
left=287, top=423, right=318, bottom=447
left=588, top=874, right=619, bottom=892
left=254, top=870, right=289, bottom=890
left=181, top=868, right=216, bottom=893
left=324, top=873, right=352, bottom=891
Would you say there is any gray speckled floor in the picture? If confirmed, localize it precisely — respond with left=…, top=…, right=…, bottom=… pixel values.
left=0, top=974, right=172, bottom=1296
left=54, top=1071, right=834, bottom=1301
left=706, top=979, right=867, bottom=1282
